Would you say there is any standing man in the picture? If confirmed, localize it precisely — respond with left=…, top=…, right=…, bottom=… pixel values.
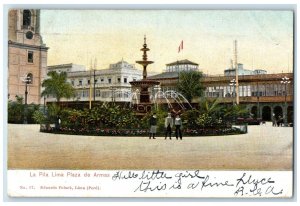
left=272, top=113, right=277, bottom=127
left=149, top=113, right=157, bottom=139
left=174, top=114, right=183, bottom=140
left=55, top=115, right=61, bottom=131
left=164, top=113, right=173, bottom=140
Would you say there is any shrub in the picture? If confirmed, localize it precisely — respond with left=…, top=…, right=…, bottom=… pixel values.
left=32, top=110, right=46, bottom=124
left=8, top=96, right=40, bottom=124
left=53, top=103, right=140, bottom=131
left=181, top=109, right=201, bottom=129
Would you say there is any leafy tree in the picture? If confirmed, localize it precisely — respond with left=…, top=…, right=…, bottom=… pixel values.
left=41, top=71, right=75, bottom=103
left=176, top=71, right=205, bottom=102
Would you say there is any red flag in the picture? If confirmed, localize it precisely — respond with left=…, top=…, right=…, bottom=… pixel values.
left=178, top=40, right=183, bottom=53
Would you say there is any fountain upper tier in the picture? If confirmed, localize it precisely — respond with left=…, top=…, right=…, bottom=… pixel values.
left=135, top=36, right=154, bottom=66
left=133, top=35, right=158, bottom=80
left=136, top=60, right=154, bottom=66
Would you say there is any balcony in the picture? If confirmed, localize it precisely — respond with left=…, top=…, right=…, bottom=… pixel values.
left=73, top=82, right=132, bottom=89
left=21, top=25, right=34, bottom=31
left=206, top=95, right=293, bottom=103
left=202, top=73, right=293, bottom=84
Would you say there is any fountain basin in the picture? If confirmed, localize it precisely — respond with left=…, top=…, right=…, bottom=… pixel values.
left=129, top=79, right=160, bottom=87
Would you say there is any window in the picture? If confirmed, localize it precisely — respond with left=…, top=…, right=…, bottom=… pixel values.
left=124, top=78, right=127, bottom=83
left=133, top=78, right=136, bottom=81
left=108, top=78, right=112, bottom=84
left=28, top=51, right=33, bottom=63
left=78, top=80, right=82, bottom=86
left=96, top=90, right=101, bottom=97
left=100, top=78, right=104, bottom=82
left=88, top=80, right=90, bottom=85
left=117, top=78, right=121, bottom=83
left=82, top=90, right=89, bottom=97
left=23, top=10, right=31, bottom=26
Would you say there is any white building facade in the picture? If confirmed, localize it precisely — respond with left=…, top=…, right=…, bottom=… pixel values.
left=224, top=63, right=267, bottom=76
left=46, top=60, right=142, bottom=103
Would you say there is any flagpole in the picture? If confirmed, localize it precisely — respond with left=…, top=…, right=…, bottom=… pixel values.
left=178, top=40, right=183, bottom=60
left=89, top=59, right=92, bottom=109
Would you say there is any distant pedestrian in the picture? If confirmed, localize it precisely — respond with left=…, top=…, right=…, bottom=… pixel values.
left=55, top=115, right=61, bottom=131
left=164, top=113, right=173, bottom=140
left=277, top=115, right=283, bottom=127
left=272, top=113, right=277, bottom=127
left=149, top=113, right=157, bottom=139
left=174, top=114, right=183, bottom=140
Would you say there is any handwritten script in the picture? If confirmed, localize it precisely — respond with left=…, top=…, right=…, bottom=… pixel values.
left=112, top=170, right=284, bottom=197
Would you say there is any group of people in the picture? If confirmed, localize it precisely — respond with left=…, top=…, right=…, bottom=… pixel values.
left=272, top=114, right=284, bottom=127
left=149, top=112, right=183, bottom=140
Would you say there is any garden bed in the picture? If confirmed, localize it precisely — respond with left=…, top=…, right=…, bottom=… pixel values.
left=40, top=125, right=246, bottom=137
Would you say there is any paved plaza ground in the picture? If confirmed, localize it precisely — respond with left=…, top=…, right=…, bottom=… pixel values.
left=7, top=122, right=293, bottom=170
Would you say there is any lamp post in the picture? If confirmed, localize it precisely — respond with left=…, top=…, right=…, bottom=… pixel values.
left=43, top=96, right=46, bottom=114
left=280, top=76, right=291, bottom=126
left=93, top=58, right=97, bottom=103
left=93, top=69, right=96, bottom=102
left=229, top=79, right=237, bottom=123
left=89, top=69, right=92, bottom=109
left=256, top=81, right=260, bottom=119
left=110, top=86, right=116, bottom=103
left=229, top=79, right=236, bottom=105
left=23, top=75, right=32, bottom=124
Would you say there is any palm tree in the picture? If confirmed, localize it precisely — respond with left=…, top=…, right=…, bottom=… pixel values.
left=223, top=104, right=249, bottom=119
left=200, top=98, right=248, bottom=120
left=176, top=71, right=205, bottom=102
left=41, top=71, right=75, bottom=103
left=199, top=98, right=222, bottom=115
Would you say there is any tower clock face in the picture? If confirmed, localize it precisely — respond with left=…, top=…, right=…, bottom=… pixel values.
left=26, top=31, right=33, bottom=39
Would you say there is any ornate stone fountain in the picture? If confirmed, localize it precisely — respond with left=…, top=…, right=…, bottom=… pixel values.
left=130, top=36, right=160, bottom=115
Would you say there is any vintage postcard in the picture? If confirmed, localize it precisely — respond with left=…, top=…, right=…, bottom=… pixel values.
left=6, top=8, right=294, bottom=198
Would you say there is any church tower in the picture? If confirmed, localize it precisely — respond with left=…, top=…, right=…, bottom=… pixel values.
left=8, top=9, right=48, bottom=104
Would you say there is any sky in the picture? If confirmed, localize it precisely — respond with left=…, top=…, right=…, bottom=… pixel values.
left=40, top=10, right=294, bottom=75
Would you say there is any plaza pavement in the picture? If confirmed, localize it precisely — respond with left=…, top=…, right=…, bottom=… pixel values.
left=7, top=122, right=293, bottom=170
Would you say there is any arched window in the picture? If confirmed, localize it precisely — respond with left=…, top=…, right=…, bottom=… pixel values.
left=23, top=10, right=31, bottom=26
left=26, top=73, right=33, bottom=84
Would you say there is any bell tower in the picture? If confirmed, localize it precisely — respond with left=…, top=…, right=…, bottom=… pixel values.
left=8, top=9, right=48, bottom=104
left=9, top=10, right=43, bottom=46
